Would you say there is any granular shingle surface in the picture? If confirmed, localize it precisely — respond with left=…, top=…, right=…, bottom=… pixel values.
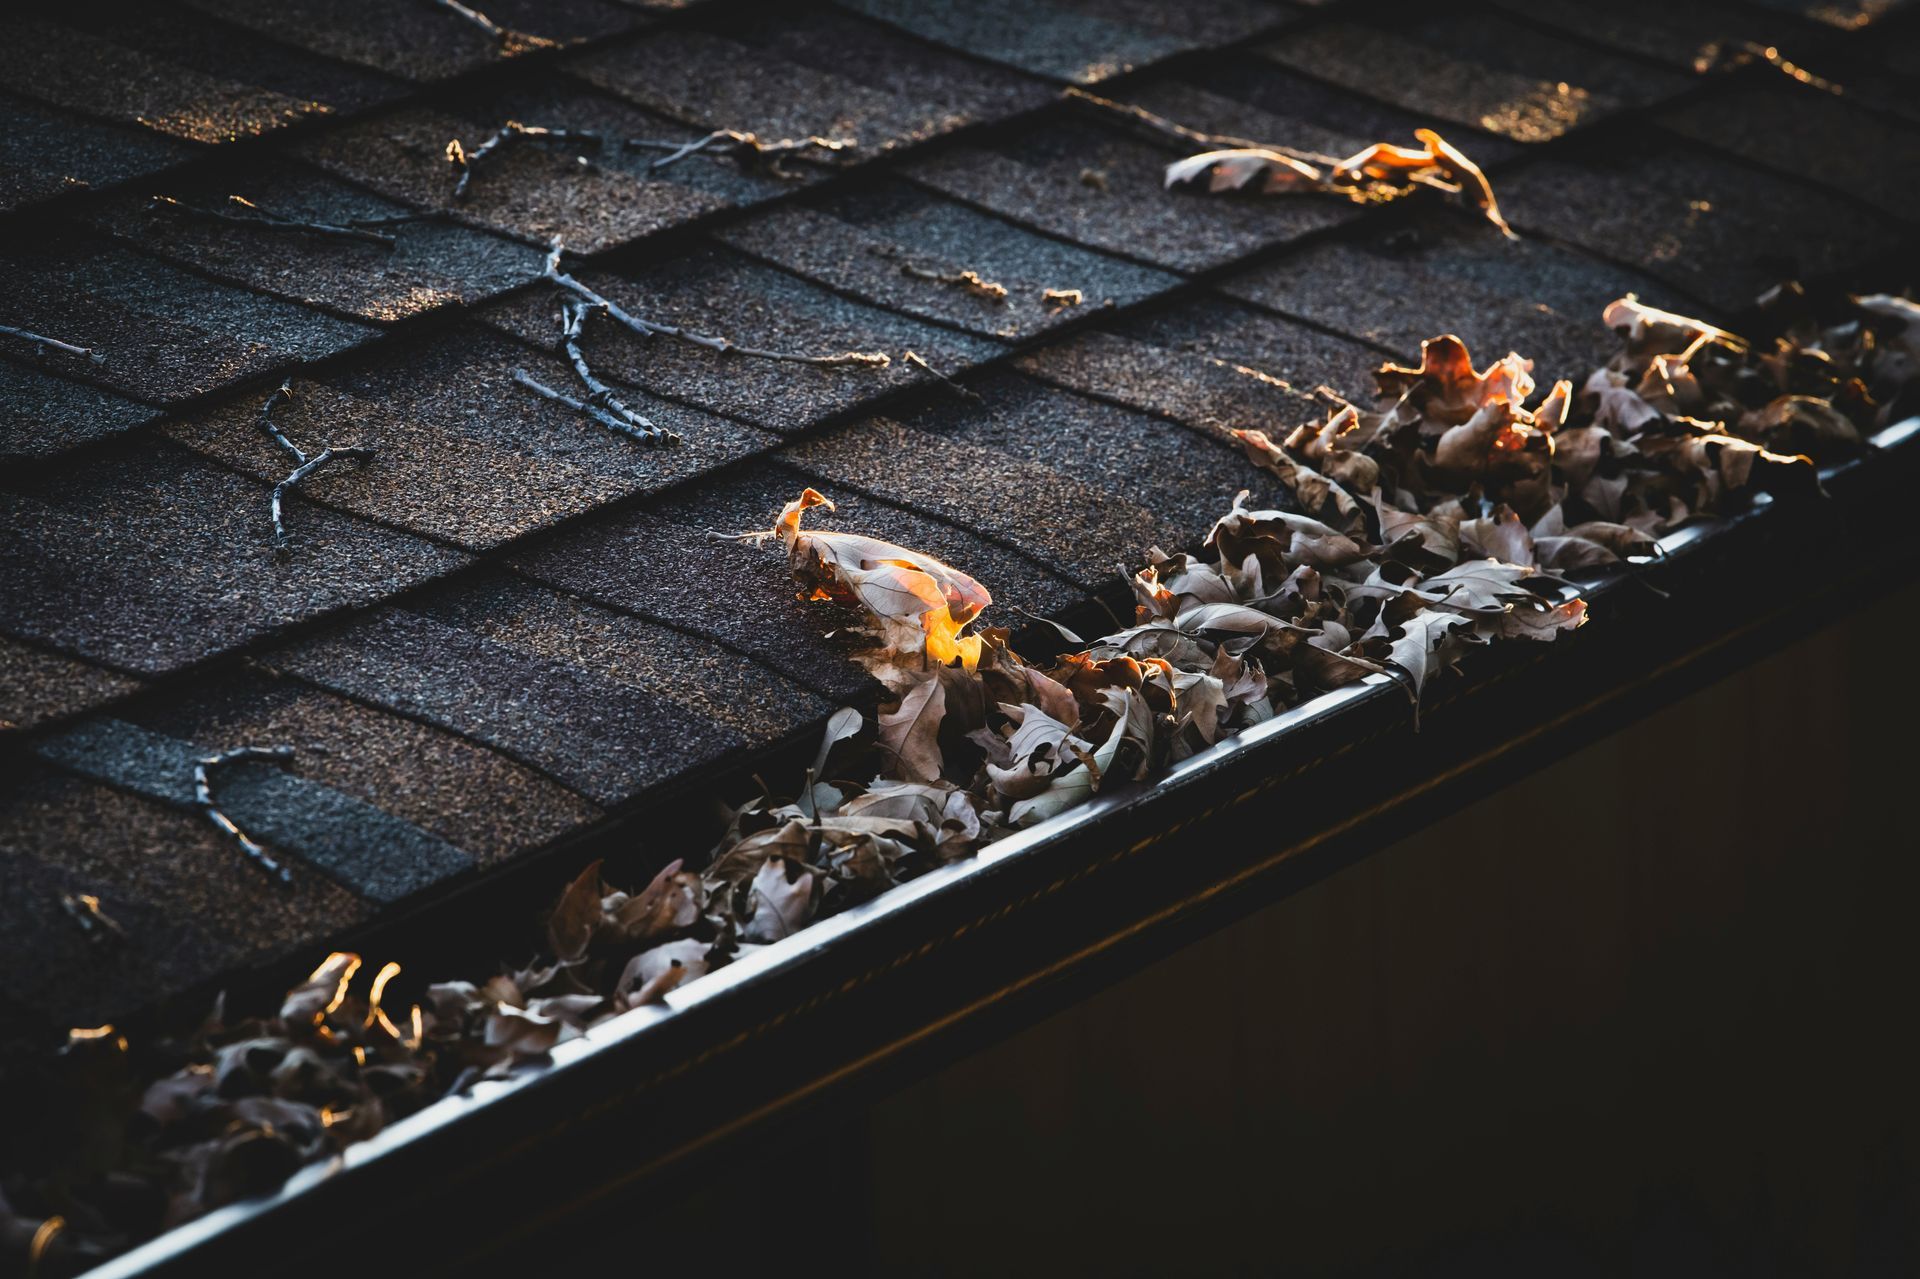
left=4, top=0, right=1913, bottom=1042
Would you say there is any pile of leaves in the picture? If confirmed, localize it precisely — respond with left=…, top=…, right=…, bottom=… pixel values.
left=7, top=287, right=1915, bottom=1275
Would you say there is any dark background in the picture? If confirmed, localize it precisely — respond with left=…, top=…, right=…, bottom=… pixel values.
left=578, top=579, right=1920, bottom=1277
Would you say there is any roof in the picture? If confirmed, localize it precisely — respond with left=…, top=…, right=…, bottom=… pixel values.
left=2, top=0, right=1916, bottom=1035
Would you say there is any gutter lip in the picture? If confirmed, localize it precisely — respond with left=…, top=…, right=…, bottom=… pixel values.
left=84, top=414, right=1920, bottom=1279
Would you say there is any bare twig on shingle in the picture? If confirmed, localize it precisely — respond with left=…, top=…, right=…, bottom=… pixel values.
left=59, top=893, right=125, bottom=942
left=149, top=195, right=399, bottom=247
left=426, top=0, right=509, bottom=41
left=513, top=370, right=679, bottom=446
left=0, top=323, right=103, bottom=363
left=1694, top=40, right=1843, bottom=93
left=898, top=263, right=1008, bottom=303
left=540, top=238, right=890, bottom=368
left=195, top=746, right=297, bottom=884
left=625, top=129, right=854, bottom=178
left=903, top=351, right=979, bottom=401
left=1042, top=288, right=1084, bottom=308
left=447, top=122, right=604, bottom=201
left=1064, top=86, right=1343, bottom=169
left=258, top=379, right=376, bottom=555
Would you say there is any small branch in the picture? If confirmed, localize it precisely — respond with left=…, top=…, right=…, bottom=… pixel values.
left=625, top=129, right=854, bottom=178
left=59, top=892, right=125, bottom=942
left=195, top=746, right=298, bottom=884
left=426, top=0, right=509, bottom=41
left=0, top=323, right=102, bottom=363
left=513, top=370, right=678, bottom=445
left=448, top=122, right=603, bottom=201
left=1042, top=288, right=1084, bottom=309
left=540, top=238, right=890, bottom=368
left=899, top=263, right=1008, bottom=303
left=256, top=380, right=376, bottom=554
left=903, top=351, right=978, bottom=401
left=546, top=296, right=679, bottom=444
left=149, top=195, right=398, bottom=247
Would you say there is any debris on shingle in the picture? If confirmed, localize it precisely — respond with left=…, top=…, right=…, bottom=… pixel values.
left=477, top=245, right=999, bottom=432
left=296, top=100, right=728, bottom=255
left=1219, top=214, right=1693, bottom=380
left=270, top=598, right=755, bottom=807
left=0, top=238, right=377, bottom=404
left=1486, top=0, right=1836, bottom=74
left=713, top=179, right=1179, bottom=340
left=0, top=20, right=337, bottom=145
left=0, top=764, right=375, bottom=1024
left=838, top=0, right=1282, bottom=84
left=0, top=636, right=142, bottom=734
left=509, top=465, right=1082, bottom=698
left=256, top=379, right=377, bottom=556
left=0, top=91, right=198, bottom=215
left=0, top=439, right=466, bottom=674
left=1256, top=15, right=1688, bottom=143
left=1660, top=81, right=1920, bottom=222
left=34, top=718, right=473, bottom=903
left=447, top=120, right=605, bottom=200
left=127, top=670, right=602, bottom=868
left=85, top=161, right=545, bottom=323
left=180, top=0, right=640, bottom=83
left=907, top=116, right=1358, bottom=273
left=1495, top=137, right=1905, bottom=314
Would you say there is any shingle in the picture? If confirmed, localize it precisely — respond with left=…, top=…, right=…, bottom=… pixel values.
left=293, top=93, right=732, bottom=255
left=123, top=670, right=602, bottom=869
left=83, top=161, right=546, bottom=325
left=508, top=464, right=1085, bottom=698
left=0, top=638, right=141, bottom=735
left=1256, top=15, right=1688, bottom=143
left=56, top=1, right=409, bottom=118
left=268, top=590, right=758, bottom=807
left=784, top=373, right=1281, bottom=588
left=0, top=238, right=377, bottom=405
left=0, top=764, right=373, bottom=1025
left=0, top=20, right=334, bottom=145
left=1219, top=214, right=1695, bottom=379
left=163, top=325, right=776, bottom=552
left=0, top=92, right=198, bottom=214
left=475, top=245, right=1003, bottom=432
left=415, top=572, right=831, bottom=746
left=1742, top=0, right=1905, bottom=28
left=1118, top=296, right=1384, bottom=387
left=1495, top=136, right=1905, bottom=314
left=34, top=717, right=474, bottom=904
left=1660, top=82, right=1920, bottom=223
left=907, top=116, right=1357, bottom=273
left=180, top=0, right=641, bottom=84
left=0, top=361, right=160, bottom=460
left=1486, top=0, right=1836, bottom=72
left=0, top=439, right=467, bottom=674
left=568, top=28, right=953, bottom=155
left=1016, top=316, right=1369, bottom=434
left=713, top=180, right=1181, bottom=341
left=726, top=9, right=1053, bottom=128
left=839, top=0, right=1284, bottom=83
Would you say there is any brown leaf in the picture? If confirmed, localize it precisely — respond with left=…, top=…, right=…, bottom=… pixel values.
left=877, top=675, right=948, bottom=783
left=546, top=859, right=604, bottom=963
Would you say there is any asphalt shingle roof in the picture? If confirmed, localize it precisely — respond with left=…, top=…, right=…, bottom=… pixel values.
left=4, top=0, right=1916, bottom=1029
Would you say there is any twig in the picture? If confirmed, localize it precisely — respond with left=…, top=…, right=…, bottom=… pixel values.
left=898, top=264, right=1008, bottom=303
left=625, top=129, right=854, bottom=178
left=59, top=893, right=125, bottom=942
left=194, top=746, right=298, bottom=883
left=513, top=371, right=677, bottom=445
left=447, top=122, right=603, bottom=201
left=1064, top=86, right=1342, bottom=168
left=1694, top=40, right=1843, bottom=94
left=0, top=323, right=103, bottom=363
left=149, top=194, right=399, bottom=247
left=1042, top=288, right=1084, bottom=308
left=539, top=238, right=890, bottom=368
left=903, top=351, right=978, bottom=401
left=513, top=297, right=679, bottom=445
left=425, top=0, right=509, bottom=41
left=257, top=380, right=376, bottom=555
